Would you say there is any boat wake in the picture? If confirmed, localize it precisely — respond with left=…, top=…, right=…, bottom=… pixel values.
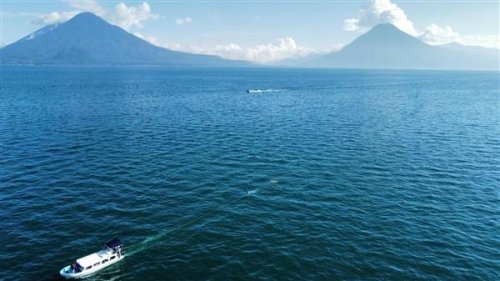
left=126, top=190, right=252, bottom=257
left=246, top=88, right=285, bottom=94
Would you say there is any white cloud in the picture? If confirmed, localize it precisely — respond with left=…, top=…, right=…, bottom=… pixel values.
left=65, top=0, right=105, bottom=16
left=175, top=17, right=192, bottom=25
left=133, top=32, right=160, bottom=46
left=32, top=1, right=158, bottom=30
left=31, top=11, right=79, bottom=25
left=420, top=23, right=500, bottom=49
left=343, top=0, right=417, bottom=36
left=419, top=24, right=459, bottom=45
left=239, top=37, right=317, bottom=63
left=113, top=2, right=159, bottom=30
left=163, top=38, right=341, bottom=64
left=33, top=0, right=105, bottom=25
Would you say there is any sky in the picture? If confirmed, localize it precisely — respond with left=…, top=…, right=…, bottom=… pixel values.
left=1, top=0, right=499, bottom=63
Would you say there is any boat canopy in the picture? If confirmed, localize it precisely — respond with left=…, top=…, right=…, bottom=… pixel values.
left=105, top=238, right=123, bottom=249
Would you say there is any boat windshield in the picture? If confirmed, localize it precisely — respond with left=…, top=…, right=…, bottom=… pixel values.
left=105, top=246, right=121, bottom=254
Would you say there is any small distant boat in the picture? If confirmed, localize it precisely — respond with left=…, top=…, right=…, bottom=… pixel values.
left=59, top=238, right=125, bottom=279
left=246, top=88, right=283, bottom=94
left=247, top=89, right=265, bottom=93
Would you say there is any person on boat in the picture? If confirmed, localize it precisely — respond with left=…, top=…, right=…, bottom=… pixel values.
left=71, top=263, right=76, bottom=273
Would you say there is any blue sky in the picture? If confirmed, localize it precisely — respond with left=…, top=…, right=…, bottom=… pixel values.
left=1, top=0, right=499, bottom=63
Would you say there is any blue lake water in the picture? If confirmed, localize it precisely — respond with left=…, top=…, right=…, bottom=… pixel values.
left=0, top=67, right=499, bottom=281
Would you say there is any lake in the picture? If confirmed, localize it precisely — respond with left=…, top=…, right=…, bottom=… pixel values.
left=0, top=67, right=499, bottom=281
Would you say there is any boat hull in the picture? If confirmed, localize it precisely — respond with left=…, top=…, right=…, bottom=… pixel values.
left=59, top=255, right=124, bottom=279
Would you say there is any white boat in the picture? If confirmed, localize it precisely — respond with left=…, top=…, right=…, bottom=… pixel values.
left=60, top=238, right=125, bottom=279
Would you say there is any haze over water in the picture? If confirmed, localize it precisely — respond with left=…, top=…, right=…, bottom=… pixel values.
left=0, top=67, right=499, bottom=281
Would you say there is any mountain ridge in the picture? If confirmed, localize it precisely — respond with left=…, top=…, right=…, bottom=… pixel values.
left=0, top=12, right=250, bottom=66
left=2, top=14, right=498, bottom=70
left=306, top=23, right=499, bottom=70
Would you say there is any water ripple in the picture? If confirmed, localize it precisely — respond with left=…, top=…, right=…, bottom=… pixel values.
left=0, top=67, right=499, bottom=281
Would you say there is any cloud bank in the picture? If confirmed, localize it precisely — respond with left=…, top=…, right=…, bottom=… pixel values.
left=162, top=38, right=341, bottom=64
left=420, top=24, right=500, bottom=49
